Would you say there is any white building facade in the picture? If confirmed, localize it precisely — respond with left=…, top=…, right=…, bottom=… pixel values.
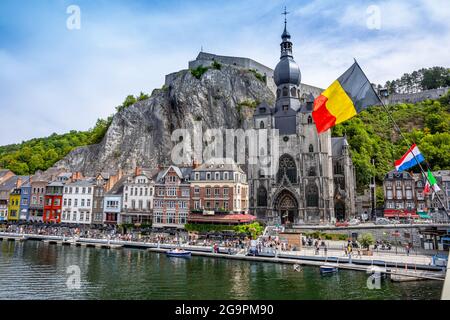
left=62, top=180, right=95, bottom=225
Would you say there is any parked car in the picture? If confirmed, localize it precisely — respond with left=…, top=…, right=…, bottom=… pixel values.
left=375, top=218, right=390, bottom=225
left=335, top=221, right=349, bottom=227
left=349, top=218, right=360, bottom=225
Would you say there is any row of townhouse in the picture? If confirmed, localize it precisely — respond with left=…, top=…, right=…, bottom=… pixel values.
left=0, top=158, right=253, bottom=228
left=383, top=170, right=450, bottom=219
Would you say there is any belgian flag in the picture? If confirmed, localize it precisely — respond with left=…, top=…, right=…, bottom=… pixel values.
left=312, top=61, right=381, bottom=134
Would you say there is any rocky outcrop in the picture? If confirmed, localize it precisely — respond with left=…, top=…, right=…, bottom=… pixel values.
left=54, top=65, right=275, bottom=176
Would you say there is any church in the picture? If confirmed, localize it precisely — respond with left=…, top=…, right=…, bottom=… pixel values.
left=247, top=18, right=356, bottom=225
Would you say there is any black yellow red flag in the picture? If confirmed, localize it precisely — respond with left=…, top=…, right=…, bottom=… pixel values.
left=312, top=61, right=381, bottom=134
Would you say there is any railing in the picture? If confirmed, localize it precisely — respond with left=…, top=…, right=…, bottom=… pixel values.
left=442, top=250, right=450, bottom=300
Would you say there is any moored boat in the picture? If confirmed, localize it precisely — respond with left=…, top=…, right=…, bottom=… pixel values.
left=166, top=248, right=192, bottom=258
left=320, top=264, right=338, bottom=275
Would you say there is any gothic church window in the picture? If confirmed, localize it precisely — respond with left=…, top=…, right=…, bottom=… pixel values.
left=307, top=115, right=313, bottom=124
left=309, top=144, right=314, bottom=153
left=260, top=121, right=265, bottom=129
left=257, top=186, right=267, bottom=207
left=277, top=154, right=297, bottom=183
left=306, top=183, right=319, bottom=207
left=282, top=87, right=288, bottom=97
left=291, top=87, right=297, bottom=97
left=308, top=167, right=316, bottom=177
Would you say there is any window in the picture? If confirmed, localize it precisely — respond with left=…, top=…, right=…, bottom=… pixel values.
left=215, top=172, right=220, bottom=180
left=194, top=201, right=200, bottom=209
left=206, top=172, right=211, bottom=180
left=282, top=87, right=288, bottom=96
left=257, top=187, right=267, bottom=207
left=282, top=105, right=289, bottom=111
left=308, top=167, right=316, bottom=177
left=214, top=188, right=220, bottom=197
left=290, top=87, right=297, bottom=97
left=260, top=121, right=265, bottom=129
left=194, top=187, right=200, bottom=195
left=206, top=188, right=211, bottom=196
left=309, top=144, right=314, bottom=153
left=195, top=173, right=200, bottom=180
left=223, top=187, right=229, bottom=196
left=387, top=190, right=393, bottom=200
left=306, top=183, right=319, bottom=207
left=396, top=190, right=402, bottom=199
left=277, top=154, right=297, bottom=183
left=182, top=188, right=190, bottom=197
left=80, top=212, right=84, bottom=221
left=224, top=172, right=229, bottom=180
left=307, top=115, right=313, bottom=124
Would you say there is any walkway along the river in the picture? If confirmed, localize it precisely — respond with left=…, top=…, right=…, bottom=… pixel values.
left=0, top=232, right=446, bottom=282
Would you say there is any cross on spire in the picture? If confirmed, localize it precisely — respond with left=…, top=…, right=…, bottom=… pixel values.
left=282, top=6, right=290, bottom=25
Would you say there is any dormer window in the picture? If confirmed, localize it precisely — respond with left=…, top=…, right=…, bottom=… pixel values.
left=260, top=107, right=266, bottom=113
left=206, top=172, right=211, bottom=180
left=291, top=87, right=297, bottom=97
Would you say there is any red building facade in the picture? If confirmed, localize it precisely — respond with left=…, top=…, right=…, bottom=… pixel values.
left=43, top=182, right=64, bottom=223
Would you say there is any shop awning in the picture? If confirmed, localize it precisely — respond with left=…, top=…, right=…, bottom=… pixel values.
left=418, top=212, right=431, bottom=219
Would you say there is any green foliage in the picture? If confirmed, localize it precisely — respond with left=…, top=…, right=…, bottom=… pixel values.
left=384, top=66, right=450, bottom=94
left=184, top=222, right=264, bottom=239
left=137, top=91, right=150, bottom=101
left=248, top=69, right=266, bottom=83
left=184, top=223, right=237, bottom=233
left=190, top=65, right=210, bottom=79
left=211, top=61, right=222, bottom=70
left=116, top=95, right=137, bottom=113
left=332, top=96, right=450, bottom=191
left=0, top=116, right=114, bottom=175
left=358, top=233, right=375, bottom=249
left=304, top=232, right=348, bottom=241
left=237, top=99, right=259, bottom=109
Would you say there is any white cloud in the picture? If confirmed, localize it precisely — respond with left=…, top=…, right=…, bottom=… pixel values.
left=0, top=0, right=449, bottom=145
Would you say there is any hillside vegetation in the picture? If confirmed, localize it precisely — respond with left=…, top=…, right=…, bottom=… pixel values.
left=332, top=91, right=450, bottom=190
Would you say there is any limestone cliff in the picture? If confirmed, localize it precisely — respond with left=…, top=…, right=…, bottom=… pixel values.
left=54, top=65, right=275, bottom=176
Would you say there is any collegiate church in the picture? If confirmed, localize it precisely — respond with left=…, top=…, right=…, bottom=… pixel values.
left=247, top=18, right=356, bottom=225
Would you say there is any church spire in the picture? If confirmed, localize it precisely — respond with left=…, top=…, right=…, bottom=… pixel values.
left=280, top=7, right=292, bottom=58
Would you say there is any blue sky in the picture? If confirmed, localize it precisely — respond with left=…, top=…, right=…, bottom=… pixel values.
left=0, top=0, right=449, bottom=145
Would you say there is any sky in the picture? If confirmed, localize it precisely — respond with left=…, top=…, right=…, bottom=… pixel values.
left=0, top=0, right=449, bottom=145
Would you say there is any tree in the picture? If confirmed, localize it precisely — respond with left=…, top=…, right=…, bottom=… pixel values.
left=358, top=233, right=375, bottom=249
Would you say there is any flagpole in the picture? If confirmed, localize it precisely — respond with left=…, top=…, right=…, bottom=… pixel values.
left=353, top=59, right=448, bottom=217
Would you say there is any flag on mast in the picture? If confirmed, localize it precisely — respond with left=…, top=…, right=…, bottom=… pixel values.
left=312, top=61, right=381, bottom=134
left=394, top=144, right=425, bottom=172
left=424, top=169, right=441, bottom=198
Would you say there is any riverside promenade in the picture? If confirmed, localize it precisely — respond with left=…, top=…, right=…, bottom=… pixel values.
left=1, top=232, right=446, bottom=279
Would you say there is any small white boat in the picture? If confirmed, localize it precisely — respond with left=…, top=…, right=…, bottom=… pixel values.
left=166, top=248, right=192, bottom=258
left=320, top=264, right=338, bottom=275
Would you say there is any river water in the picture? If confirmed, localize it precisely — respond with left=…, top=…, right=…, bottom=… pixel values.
left=0, top=240, right=443, bottom=300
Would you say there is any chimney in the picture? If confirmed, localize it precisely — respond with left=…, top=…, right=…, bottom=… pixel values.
left=71, top=171, right=83, bottom=182
left=16, top=177, right=23, bottom=188
left=135, top=167, right=142, bottom=177
left=192, top=159, right=200, bottom=169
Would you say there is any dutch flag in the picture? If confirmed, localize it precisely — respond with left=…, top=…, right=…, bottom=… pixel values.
left=394, top=144, right=425, bottom=172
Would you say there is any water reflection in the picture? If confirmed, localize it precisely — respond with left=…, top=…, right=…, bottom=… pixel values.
left=0, top=241, right=444, bottom=300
